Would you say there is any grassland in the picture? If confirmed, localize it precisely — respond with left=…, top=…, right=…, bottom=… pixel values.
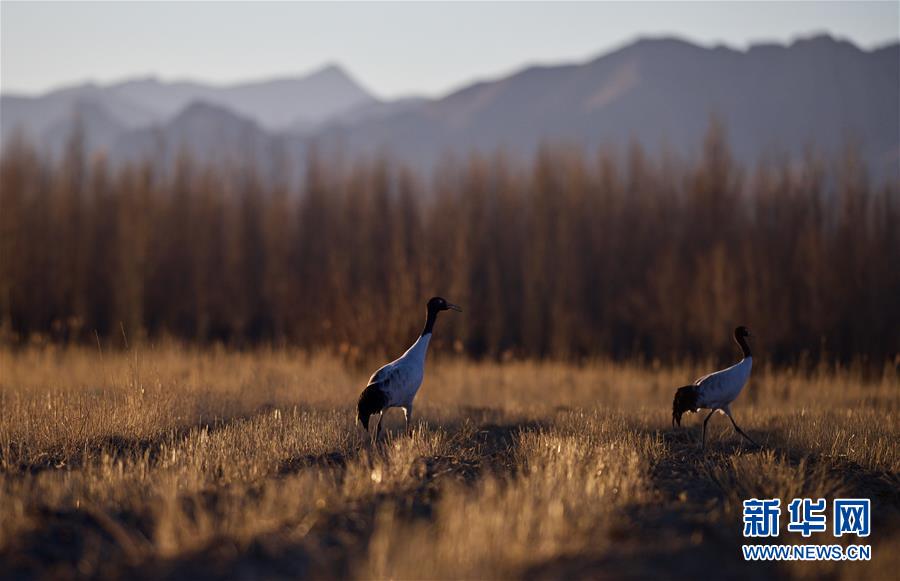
left=0, top=346, right=897, bottom=580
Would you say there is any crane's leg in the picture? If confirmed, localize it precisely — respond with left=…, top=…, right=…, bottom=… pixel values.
left=375, top=411, right=385, bottom=441
left=402, top=404, right=414, bottom=436
left=725, top=408, right=758, bottom=447
left=701, top=410, right=716, bottom=450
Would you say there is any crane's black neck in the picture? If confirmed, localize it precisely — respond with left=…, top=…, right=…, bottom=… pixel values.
left=421, top=308, right=439, bottom=337
left=736, top=335, right=752, bottom=358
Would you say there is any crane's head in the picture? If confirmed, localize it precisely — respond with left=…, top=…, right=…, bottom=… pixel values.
left=427, top=297, right=462, bottom=313
left=734, top=326, right=751, bottom=339
left=672, top=385, right=700, bottom=428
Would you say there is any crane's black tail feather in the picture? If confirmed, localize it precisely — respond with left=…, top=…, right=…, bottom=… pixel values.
left=672, top=385, right=700, bottom=427
left=357, top=383, right=389, bottom=431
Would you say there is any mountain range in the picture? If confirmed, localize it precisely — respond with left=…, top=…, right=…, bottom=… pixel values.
left=2, top=34, right=897, bottom=181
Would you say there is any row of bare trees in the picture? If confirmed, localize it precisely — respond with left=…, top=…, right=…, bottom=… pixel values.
left=1, top=126, right=897, bottom=365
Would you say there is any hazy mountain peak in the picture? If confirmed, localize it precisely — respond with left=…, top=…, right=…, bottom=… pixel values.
left=110, top=75, right=164, bottom=90
left=790, top=33, right=859, bottom=51
left=174, top=100, right=249, bottom=122
left=611, top=35, right=720, bottom=59
left=628, top=35, right=707, bottom=50
left=310, top=62, right=355, bottom=81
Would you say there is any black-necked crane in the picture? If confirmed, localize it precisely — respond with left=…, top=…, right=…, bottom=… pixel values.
left=357, top=296, right=461, bottom=439
left=672, top=326, right=759, bottom=449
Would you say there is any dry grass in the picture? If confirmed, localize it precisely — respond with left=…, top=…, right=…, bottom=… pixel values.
left=0, top=346, right=897, bottom=579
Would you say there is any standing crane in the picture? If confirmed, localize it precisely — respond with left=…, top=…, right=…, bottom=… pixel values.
left=357, top=297, right=461, bottom=439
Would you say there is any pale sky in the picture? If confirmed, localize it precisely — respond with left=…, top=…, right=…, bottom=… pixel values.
left=2, top=1, right=898, bottom=99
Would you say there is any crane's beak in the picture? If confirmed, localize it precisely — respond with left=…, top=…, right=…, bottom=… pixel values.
left=447, top=303, right=462, bottom=312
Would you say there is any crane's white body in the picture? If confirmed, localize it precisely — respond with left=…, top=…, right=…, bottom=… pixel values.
left=694, top=356, right=752, bottom=412
left=367, top=333, right=431, bottom=409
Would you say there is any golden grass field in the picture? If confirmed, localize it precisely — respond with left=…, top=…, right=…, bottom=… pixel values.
left=0, top=346, right=897, bottom=580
